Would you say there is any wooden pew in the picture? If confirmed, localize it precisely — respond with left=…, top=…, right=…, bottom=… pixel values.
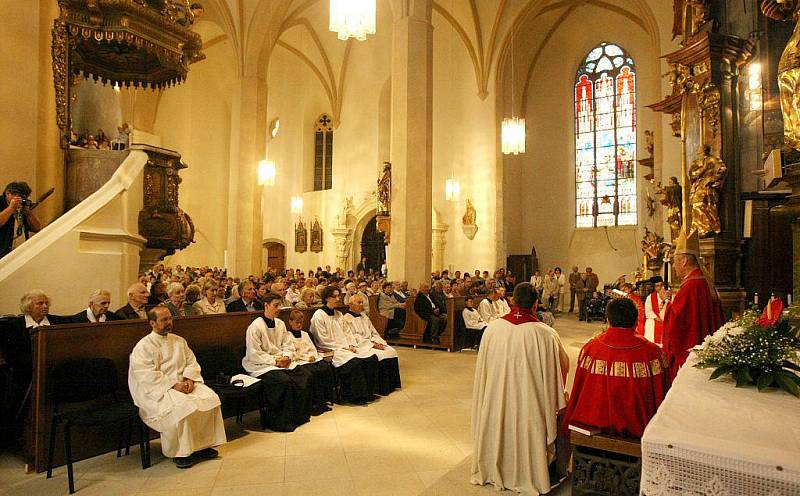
left=366, top=294, right=388, bottom=337
left=569, top=431, right=642, bottom=496
left=27, top=307, right=319, bottom=472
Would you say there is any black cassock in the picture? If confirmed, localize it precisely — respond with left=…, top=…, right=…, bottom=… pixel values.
left=256, top=367, right=313, bottom=432
left=334, top=354, right=379, bottom=404
left=297, top=360, right=336, bottom=411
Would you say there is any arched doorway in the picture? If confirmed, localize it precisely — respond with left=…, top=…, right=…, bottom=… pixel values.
left=360, top=216, right=386, bottom=273
left=264, top=241, right=286, bottom=272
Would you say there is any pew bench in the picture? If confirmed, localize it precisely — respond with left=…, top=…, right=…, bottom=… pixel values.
left=570, top=431, right=642, bottom=496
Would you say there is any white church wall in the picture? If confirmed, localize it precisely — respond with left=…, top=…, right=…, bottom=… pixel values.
left=154, top=21, right=236, bottom=269
left=509, top=2, right=676, bottom=284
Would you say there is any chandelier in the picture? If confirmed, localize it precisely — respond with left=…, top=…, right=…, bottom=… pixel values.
left=329, top=0, right=376, bottom=41
left=501, top=117, right=526, bottom=155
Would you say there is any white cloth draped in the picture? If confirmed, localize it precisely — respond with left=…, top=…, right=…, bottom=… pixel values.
left=128, top=332, right=226, bottom=458
left=242, top=316, right=298, bottom=376
left=341, top=312, right=398, bottom=360
left=471, top=319, right=567, bottom=495
left=462, top=307, right=486, bottom=330
left=290, top=329, right=321, bottom=363
left=309, top=309, right=361, bottom=367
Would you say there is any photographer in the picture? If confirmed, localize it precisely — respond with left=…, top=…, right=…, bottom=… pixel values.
left=0, top=182, right=42, bottom=258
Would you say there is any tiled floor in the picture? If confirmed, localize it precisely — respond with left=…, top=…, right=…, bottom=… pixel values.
left=0, top=313, right=602, bottom=496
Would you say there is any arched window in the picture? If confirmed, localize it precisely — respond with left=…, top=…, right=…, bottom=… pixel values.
left=574, top=42, right=637, bottom=227
left=314, top=114, right=334, bottom=191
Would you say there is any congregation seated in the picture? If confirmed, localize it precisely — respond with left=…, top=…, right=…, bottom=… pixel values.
left=294, top=287, right=318, bottom=309
left=163, top=282, right=199, bottom=317
left=193, top=280, right=226, bottom=315
left=563, top=298, right=669, bottom=439
left=309, top=286, right=379, bottom=404
left=269, top=282, right=292, bottom=307
left=225, top=281, right=264, bottom=312
left=414, top=282, right=447, bottom=344
left=377, top=281, right=405, bottom=336
left=341, top=294, right=401, bottom=395
left=241, top=293, right=314, bottom=431
left=128, top=306, right=226, bottom=469
left=147, top=281, right=168, bottom=308
left=115, top=282, right=149, bottom=319
left=70, top=289, right=122, bottom=322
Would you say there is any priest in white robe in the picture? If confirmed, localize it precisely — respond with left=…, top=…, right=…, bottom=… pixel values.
left=341, top=294, right=401, bottom=395
left=242, top=293, right=313, bottom=431
left=471, top=283, right=570, bottom=494
left=310, top=286, right=379, bottom=404
left=128, top=306, right=226, bottom=469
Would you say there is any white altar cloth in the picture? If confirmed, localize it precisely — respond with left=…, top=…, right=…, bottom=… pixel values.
left=640, top=354, right=800, bottom=495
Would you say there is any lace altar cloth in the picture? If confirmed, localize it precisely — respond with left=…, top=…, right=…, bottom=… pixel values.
left=640, top=354, right=800, bottom=495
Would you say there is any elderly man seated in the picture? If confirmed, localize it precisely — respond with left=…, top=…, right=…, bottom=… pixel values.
left=164, top=282, right=199, bottom=317
left=341, top=294, right=401, bottom=395
left=564, top=298, right=669, bottom=439
left=115, top=282, right=150, bottom=320
left=226, top=281, right=264, bottom=312
left=128, top=306, right=226, bottom=469
left=414, top=282, right=447, bottom=345
left=72, top=289, right=122, bottom=322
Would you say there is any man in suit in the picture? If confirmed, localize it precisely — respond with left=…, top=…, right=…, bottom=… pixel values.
left=225, top=281, right=264, bottom=312
left=115, top=282, right=150, bottom=320
left=0, top=290, right=70, bottom=442
left=71, top=289, right=122, bottom=322
left=414, top=283, right=446, bottom=344
left=568, top=266, right=581, bottom=313
left=392, top=282, right=408, bottom=304
left=378, top=282, right=405, bottom=337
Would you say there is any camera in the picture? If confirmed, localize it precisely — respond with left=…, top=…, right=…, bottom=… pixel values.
left=20, top=198, right=33, bottom=208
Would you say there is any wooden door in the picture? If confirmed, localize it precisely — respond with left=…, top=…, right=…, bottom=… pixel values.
left=360, top=216, right=386, bottom=272
left=265, top=242, right=286, bottom=272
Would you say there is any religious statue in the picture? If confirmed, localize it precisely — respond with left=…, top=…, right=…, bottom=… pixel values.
left=645, top=190, right=657, bottom=218
left=377, top=162, right=391, bottom=214
left=336, top=196, right=354, bottom=228
left=689, top=145, right=727, bottom=236
left=651, top=176, right=683, bottom=240
left=684, top=0, right=710, bottom=36
left=295, top=218, right=307, bottom=253
left=641, top=228, right=671, bottom=271
left=644, top=130, right=654, bottom=158
left=762, top=0, right=800, bottom=152
left=462, top=199, right=478, bottom=240
left=310, top=217, right=323, bottom=253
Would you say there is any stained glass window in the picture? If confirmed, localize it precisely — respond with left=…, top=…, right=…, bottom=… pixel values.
left=574, top=42, right=637, bottom=228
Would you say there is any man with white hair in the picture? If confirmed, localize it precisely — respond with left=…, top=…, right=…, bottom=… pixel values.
left=71, top=290, right=122, bottom=322
left=115, top=282, right=150, bottom=319
left=341, top=294, right=401, bottom=395
left=128, top=306, right=226, bottom=469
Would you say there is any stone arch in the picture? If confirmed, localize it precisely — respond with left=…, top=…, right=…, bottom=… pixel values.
left=350, top=193, right=380, bottom=272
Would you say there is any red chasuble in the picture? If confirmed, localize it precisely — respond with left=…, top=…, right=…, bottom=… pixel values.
left=563, top=327, right=669, bottom=439
left=662, top=268, right=723, bottom=380
left=627, top=293, right=646, bottom=336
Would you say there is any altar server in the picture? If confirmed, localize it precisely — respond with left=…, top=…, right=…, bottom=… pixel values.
left=478, top=291, right=498, bottom=323
left=564, top=298, right=669, bottom=439
left=310, top=285, right=379, bottom=403
left=286, top=309, right=336, bottom=413
left=462, top=296, right=487, bottom=349
left=128, top=306, right=226, bottom=469
left=471, top=283, right=570, bottom=494
left=242, top=293, right=313, bottom=431
left=644, top=277, right=670, bottom=345
left=663, top=231, right=723, bottom=379
left=341, top=294, right=401, bottom=395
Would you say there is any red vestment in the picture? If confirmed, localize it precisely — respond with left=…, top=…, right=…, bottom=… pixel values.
left=627, top=293, right=646, bottom=336
left=662, top=268, right=723, bottom=380
left=563, top=327, right=669, bottom=439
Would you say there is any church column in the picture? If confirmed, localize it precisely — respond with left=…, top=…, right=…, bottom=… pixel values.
left=226, top=76, right=267, bottom=276
left=388, top=1, right=433, bottom=285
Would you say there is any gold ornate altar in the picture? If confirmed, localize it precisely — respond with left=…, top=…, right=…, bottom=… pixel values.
left=649, top=1, right=750, bottom=315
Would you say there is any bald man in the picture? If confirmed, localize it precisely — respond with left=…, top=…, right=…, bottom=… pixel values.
left=72, top=290, right=122, bottom=322
left=115, top=283, right=150, bottom=320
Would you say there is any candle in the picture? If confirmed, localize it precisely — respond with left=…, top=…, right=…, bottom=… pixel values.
left=754, top=292, right=759, bottom=305
left=789, top=293, right=793, bottom=306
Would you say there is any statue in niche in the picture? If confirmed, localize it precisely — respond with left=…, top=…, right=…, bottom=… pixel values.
left=689, top=145, right=727, bottom=236
left=762, top=0, right=800, bottom=152
left=377, top=162, right=391, bottom=215
left=644, top=130, right=654, bottom=158
left=336, top=196, right=354, bottom=228
left=651, top=176, right=683, bottom=240
left=295, top=217, right=307, bottom=253
left=641, top=228, right=671, bottom=271
left=462, top=199, right=478, bottom=240
left=310, top=217, right=323, bottom=253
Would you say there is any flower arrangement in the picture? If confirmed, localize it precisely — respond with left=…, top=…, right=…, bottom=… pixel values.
left=695, top=301, right=800, bottom=397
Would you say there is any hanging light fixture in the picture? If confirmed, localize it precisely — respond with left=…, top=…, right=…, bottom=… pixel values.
left=329, top=0, right=376, bottom=41
left=258, top=160, right=276, bottom=186
left=290, top=195, right=304, bottom=214
left=445, top=176, right=461, bottom=201
left=502, top=27, right=525, bottom=155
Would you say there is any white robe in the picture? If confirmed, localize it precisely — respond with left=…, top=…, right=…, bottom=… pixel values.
left=128, top=332, right=226, bottom=458
left=242, top=316, right=298, bottom=376
left=463, top=307, right=486, bottom=330
left=493, top=298, right=511, bottom=318
left=290, top=330, right=321, bottom=363
left=309, top=308, right=361, bottom=367
left=478, top=298, right=498, bottom=323
left=340, top=312, right=398, bottom=360
left=471, top=319, right=567, bottom=495
left=644, top=292, right=669, bottom=344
